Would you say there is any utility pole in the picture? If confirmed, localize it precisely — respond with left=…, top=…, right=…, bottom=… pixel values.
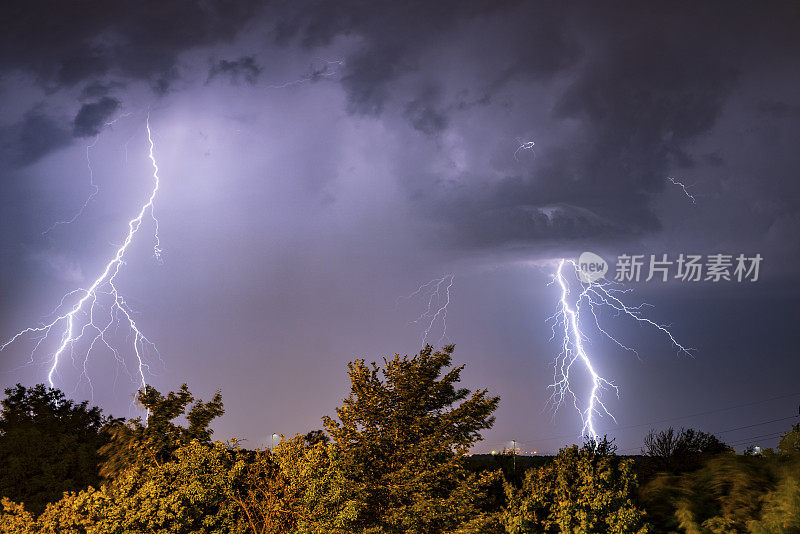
left=512, top=439, right=516, bottom=473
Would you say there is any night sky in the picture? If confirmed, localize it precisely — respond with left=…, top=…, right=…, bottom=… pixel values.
left=1, top=1, right=800, bottom=454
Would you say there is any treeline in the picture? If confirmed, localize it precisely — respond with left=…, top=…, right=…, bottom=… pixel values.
left=0, top=345, right=799, bottom=533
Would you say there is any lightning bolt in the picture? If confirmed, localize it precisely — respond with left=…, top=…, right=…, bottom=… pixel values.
left=547, top=259, right=692, bottom=440
left=1, top=117, right=163, bottom=396
left=399, top=275, right=454, bottom=345
left=666, top=176, right=696, bottom=204
left=514, top=139, right=536, bottom=161
left=42, top=113, right=133, bottom=236
left=41, top=138, right=100, bottom=236
left=266, top=59, right=345, bottom=89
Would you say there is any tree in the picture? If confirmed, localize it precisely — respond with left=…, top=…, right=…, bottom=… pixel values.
left=4, top=440, right=250, bottom=534
left=0, top=386, right=251, bottom=533
left=642, top=427, right=730, bottom=475
left=640, top=415, right=800, bottom=533
left=777, top=406, right=800, bottom=455
left=293, top=344, right=501, bottom=534
left=230, top=447, right=298, bottom=534
left=303, top=430, right=330, bottom=447
left=640, top=453, right=782, bottom=532
left=503, top=438, right=652, bottom=534
left=0, top=384, right=117, bottom=515
left=99, top=383, right=223, bottom=479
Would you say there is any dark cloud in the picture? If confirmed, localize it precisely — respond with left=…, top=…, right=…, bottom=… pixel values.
left=72, top=97, right=120, bottom=137
left=0, top=0, right=261, bottom=86
left=0, top=0, right=262, bottom=163
left=1, top=0, right=800, bottom=457
left=79, top=82, right=111, bottom=100
left=757, top=100, right=800, bottom=119
left=398, top=2, right=799, bottom=250
left=403, top=88, right=448, bottom=135
left=0, top=109, right=70, bottom=168
left=271, top=0, right=525, bottom=115
left=207, top=56, right=262, bottom=85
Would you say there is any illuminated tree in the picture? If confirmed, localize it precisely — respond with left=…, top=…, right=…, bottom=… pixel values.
left=503, top=439, right=652, bottom=534
left=290, top=344, right=501, bottom=533
left=99, top=383, right=223, bottom=479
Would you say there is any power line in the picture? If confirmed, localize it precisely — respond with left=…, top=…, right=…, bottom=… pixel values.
left=514, top=391, right=800, bottom=446
left=714, top=415, right=798, bottom=435
left=618, top=423, right=795, bottom=454
left=727, top=431, right=787, bottom=447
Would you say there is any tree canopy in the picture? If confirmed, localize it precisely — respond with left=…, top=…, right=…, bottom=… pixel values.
left=0, top=384, right=116, bottom=514
left=99, top=383, right=224, bottom=479
left=296, top=344, right=502, bottom=533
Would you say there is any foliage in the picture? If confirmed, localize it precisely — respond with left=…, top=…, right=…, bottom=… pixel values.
left=0, top=351, right=502, bottom=533
left=640, top=445, right=800, bottom=533
left=503, top=438, right=652, bottom=534
left=0, top=498, right=34, bottom=534
left=0, top=384, right=117, bottom=514
left=99, top=383, right=223, bottom=479
left=0, top=439, right=251, bottom=534
left=777, top=410, right=800, bottom=455
left=316, top=344, right=502, bottom=534
left=229, top=444, right=310, bottom=534
left=271, top=435, right=361, bottom=533
left=642, top=427, right=730, bottom=476
left=303, top=429, right=330, bottom=447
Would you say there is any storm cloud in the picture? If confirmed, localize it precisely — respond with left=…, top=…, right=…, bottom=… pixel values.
left=1, top=1, right=800, bottom=453
left=73, top=97, right=120, bottom=137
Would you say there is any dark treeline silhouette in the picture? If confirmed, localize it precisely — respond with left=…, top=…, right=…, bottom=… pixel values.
left=1, top=345, right=799, bottom=533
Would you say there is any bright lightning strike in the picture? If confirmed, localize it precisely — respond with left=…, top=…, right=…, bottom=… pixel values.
left=1, top=117, right=164, bottom=395
left=666, top=176, right=696, bottom=204
left=399, top=275, right=455, bottom=345
left=547, top=259, right=692, bottom=441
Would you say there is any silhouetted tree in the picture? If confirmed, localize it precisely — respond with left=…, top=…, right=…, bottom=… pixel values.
left=0, top=384, right=117, bottom=514
left=642, top=426, right=730, bottom=474
left=777, top=405, right=800, bottom=455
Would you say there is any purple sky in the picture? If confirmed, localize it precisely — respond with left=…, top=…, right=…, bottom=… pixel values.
left=1, top=1, right=800, bottom=453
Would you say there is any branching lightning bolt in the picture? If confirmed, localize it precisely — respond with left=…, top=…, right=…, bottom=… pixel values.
left=399, top=275, right=454, bottom=345
left=42, top=113, right=133, bottom=236
left=266, top=59, right=345, bottom=89
left=1, top=117, right=163, bottom=395
left=666, top=176, right=696, bottom=204
left=42, top=139, right=100, bottom=236
left=547, top=259, right=692, bottom=440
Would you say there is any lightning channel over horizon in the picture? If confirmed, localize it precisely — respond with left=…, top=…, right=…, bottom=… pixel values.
left=547, top=259, right=692, bottom=441
left=1, top=117, right=164, bottom=396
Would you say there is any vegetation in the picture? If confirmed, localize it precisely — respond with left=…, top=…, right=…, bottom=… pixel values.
left=1, top=345, right=799, bottom=533
left=0, top=384, right=117, bottom=515
left=503, top=438, right=650, bottom=534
